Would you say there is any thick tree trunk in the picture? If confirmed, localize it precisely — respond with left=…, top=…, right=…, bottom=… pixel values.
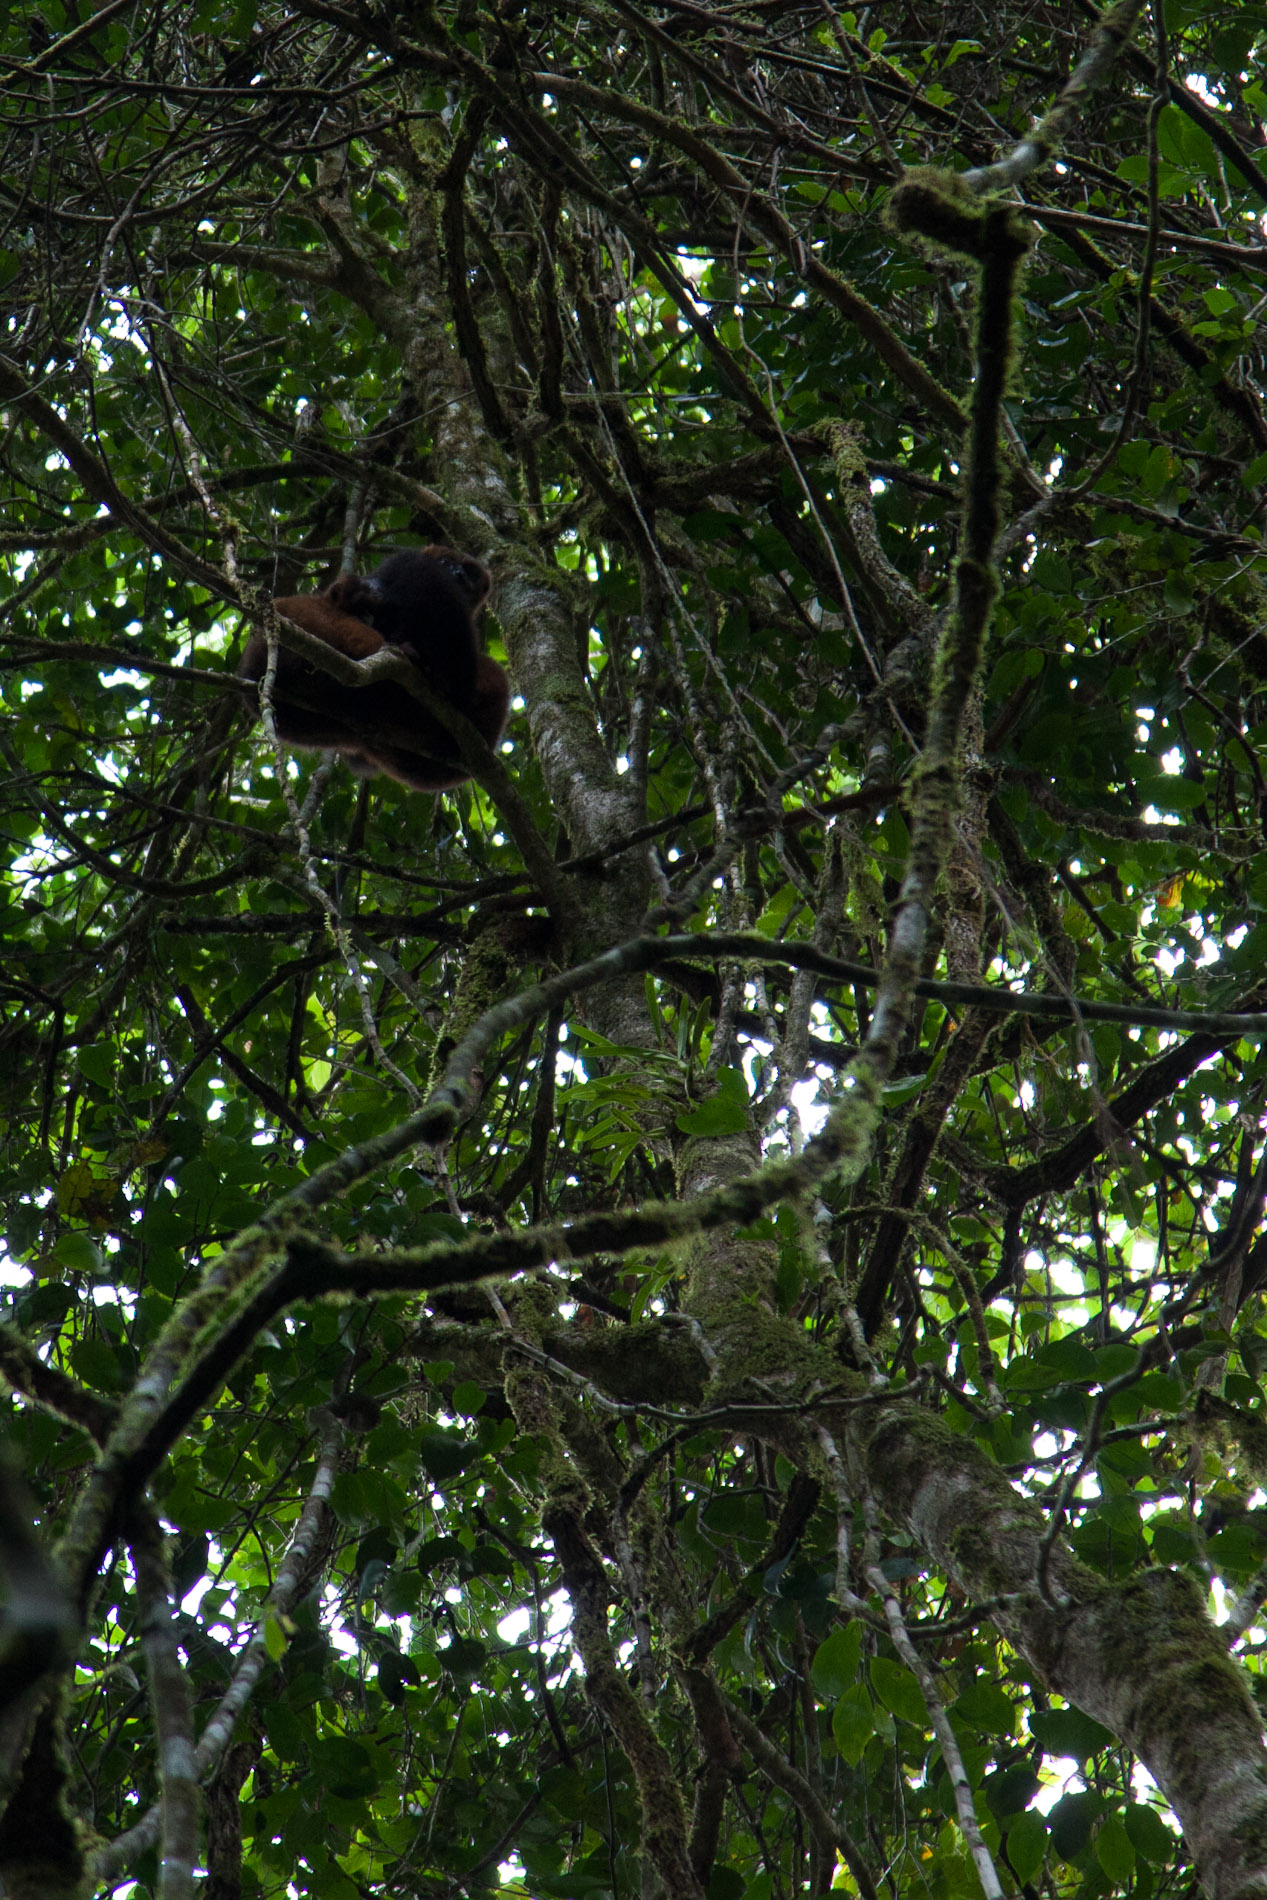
left=861, top=1403, right=1267, bottom=1900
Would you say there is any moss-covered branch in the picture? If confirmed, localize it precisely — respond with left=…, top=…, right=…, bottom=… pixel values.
left=857, top=1402, right=1267, bottom=1900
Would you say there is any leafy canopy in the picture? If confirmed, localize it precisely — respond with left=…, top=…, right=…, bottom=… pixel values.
left=2, top=2, right=1267, bottom=1899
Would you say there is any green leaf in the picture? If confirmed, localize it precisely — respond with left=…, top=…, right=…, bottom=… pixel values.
left=1005, top=1808, right=1048, bottom=1884
left=51, top=1232, right=104, bottom=1275
left=418, top=1430, right=474, bottom=1480
left=1031, top=1707, right=1115, bottom=1762
left=1093, top=1343, right=1141, bottom=1380
left=676, top=1067, right=749, bottom=1136
left=1124, top=1803, right=1177, bottom=1865
left=1095, top=1813, right=1136, bottom=1882
left=416, top=1534, right=466, bottom=1575
left=76, top=1044, right=116, bottom=1086
left=832, top=1685, right=873, bottom=1765
left=955, top=1678, right=1017, bottom=1737
left=1136, top=772, right=1205, bottom=811
left=984, top=1763, right=1039, bottom=1818
left=1041, top=1337, right=1098, bottom=1381
left=312, top=1736, right=379, bottom=1798
left=377, top=1649, right=422, bottom=1705
left=870, top=1656, right=927, bottom=1728
left=1049, top=1790, right=1100, bottom=1865
left=880, top=1071, right=929, bottom=1105
left=441, top=1636, right=486, bottom=1681
left=811, top=1620, right=862, bottom=1697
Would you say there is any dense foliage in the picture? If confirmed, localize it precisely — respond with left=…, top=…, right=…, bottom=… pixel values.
left=2, top=2, right=1267, bottom=1897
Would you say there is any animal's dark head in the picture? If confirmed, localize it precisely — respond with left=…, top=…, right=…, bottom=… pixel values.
left=338, top=546, right=492, bottom=643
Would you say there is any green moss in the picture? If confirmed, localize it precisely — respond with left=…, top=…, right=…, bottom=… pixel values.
left=1097, top=1569, right=1248, bottom=1702
left=862, top=1401, right=990, bottom=1504
left=704, top=1298, right=836, bottom=1395
left=1194, top=1390, right=1267, bottom=1482
left=430, top=916, right=540, bottom=1088
left=824, top=418, right=868, bottom=487
left=886, top=168, right=989, bottom=260
left=859, top=1403, right=1099, bottom=1604
left=1232, top=1801, right=1267, bottom=1868
left=0, top=1697, right=87, bottom=1900
left=1094, top=1568, right=1263, bottom=1789
left=553, top=1321, right=707, bottom=1407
